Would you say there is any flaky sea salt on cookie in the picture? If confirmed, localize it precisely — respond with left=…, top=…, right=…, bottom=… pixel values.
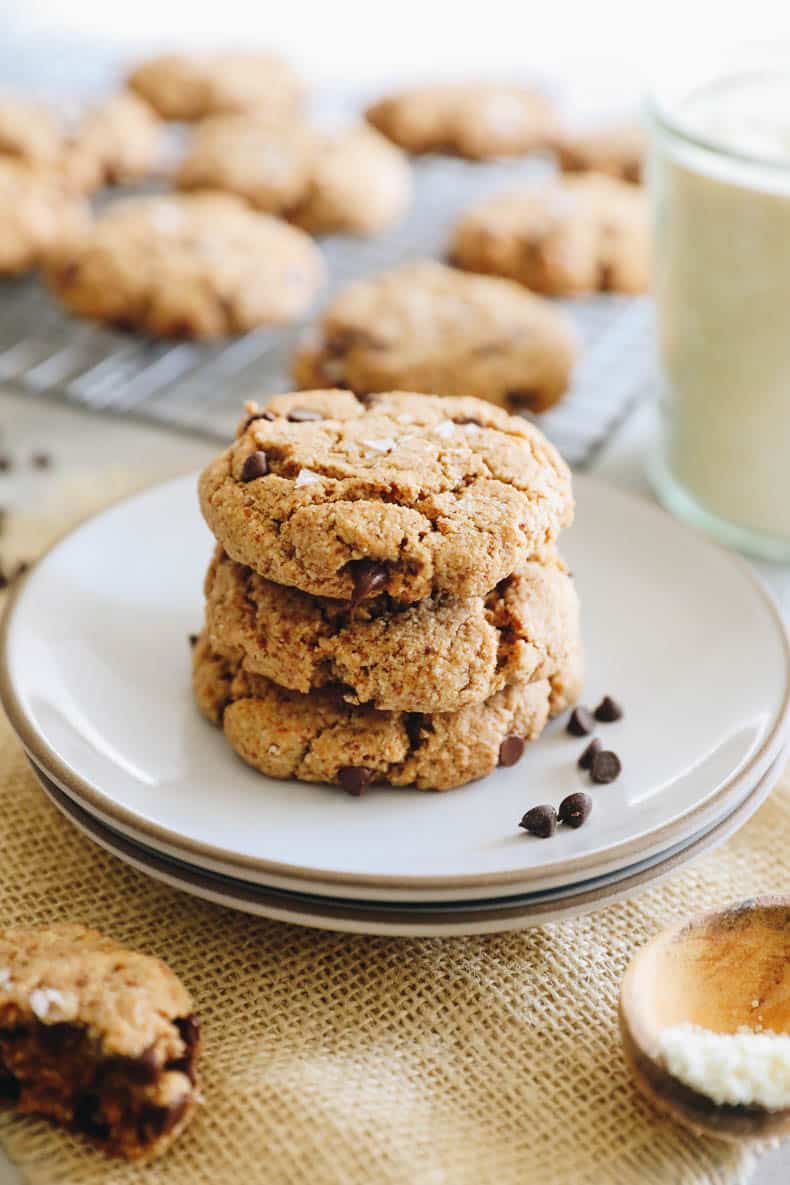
left=0, top=923, right=200, bottom=1159
left=198, top=390, right=573, bottom=603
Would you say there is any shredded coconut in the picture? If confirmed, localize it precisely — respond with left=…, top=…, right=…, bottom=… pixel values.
left=294, top=468, right=320, bottom=488
left=659, top=1023, right=790, bottom=1110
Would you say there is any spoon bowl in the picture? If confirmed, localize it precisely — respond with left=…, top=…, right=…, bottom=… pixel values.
left=620, top=896, right=790, bottom=1140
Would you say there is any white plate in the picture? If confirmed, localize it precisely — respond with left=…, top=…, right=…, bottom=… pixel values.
left=28, top=750, right=782, bottom=937
left=2, top=474, right=789, bottom=902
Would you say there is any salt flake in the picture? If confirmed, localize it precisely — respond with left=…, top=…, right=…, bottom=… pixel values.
left=295, top=468, right=320, bottom=488
left=362, top=438, right=396, bottom=453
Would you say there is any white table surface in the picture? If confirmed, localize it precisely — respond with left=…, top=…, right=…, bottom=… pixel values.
left=0, top=387, right=786, bottom=1184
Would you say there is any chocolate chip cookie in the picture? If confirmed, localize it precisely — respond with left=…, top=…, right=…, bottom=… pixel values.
left=128, top=51, right=303, bottom=121
left=556, top=124, right=644, bottom=183
left=0, top=923, right=199, bottom=1159
left=61, top=92, right=164, bottom=193
left=177, top=117, right=411, bottom=236
left=292, top=260, right=578, bottom=412
left=204, top=543, right=580, bottom=712
left=450, top=173, right=650, bottom=295
left=46, top=193, right=325, bottom=338
left=193, top=632, right=580, bottom=791
left=0, top=159, right=88, bottom=276
left=365, top=82, right=558, bottom=159
left=198, top=390, right=573, bottom=603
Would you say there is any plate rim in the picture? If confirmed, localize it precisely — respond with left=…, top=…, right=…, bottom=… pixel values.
left=3, top=471, right=790, bottom=893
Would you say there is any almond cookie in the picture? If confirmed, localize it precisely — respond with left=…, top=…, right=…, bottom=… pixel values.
left=198, top=390, right=573, bottom=603
left=292, top=261, right=578, bottom=412
left=556, top=124, right=644, bottom=183
left=177, top=117, right=411, bottom=236
left=46, top=193, right=325, bottom=338
left=450, top=173, right=650, bottom=296
left=0, top=159, right=88, bottom=276
left=193, top=633, right=580, bottom=791
left=61, top=92, right=163, bottom=193
left=0, top=97, right=61, bottom=167
left=0, top=923, right=200, bottom=1160
left=365, top=82, right=558, bottom=159
left=128, top=51, right=303, bottom=121
left=204, top=544, right=580, bottom=712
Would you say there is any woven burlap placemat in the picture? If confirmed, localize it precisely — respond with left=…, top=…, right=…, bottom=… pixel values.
left=0, top=475, right=782, bottom=1185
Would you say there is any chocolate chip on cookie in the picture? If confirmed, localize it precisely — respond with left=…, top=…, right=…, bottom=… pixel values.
left=241, top=451, right=269, bottom=482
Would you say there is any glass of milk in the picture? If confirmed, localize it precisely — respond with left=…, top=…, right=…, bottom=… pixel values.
left=649, top=61, right=790, bottom=560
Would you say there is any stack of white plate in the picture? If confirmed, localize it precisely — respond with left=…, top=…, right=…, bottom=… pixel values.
left=3, top=474, right=788, bottom=936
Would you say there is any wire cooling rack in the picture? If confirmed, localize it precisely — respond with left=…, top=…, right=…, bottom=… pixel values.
left=0, top=153, right=654, bottom=468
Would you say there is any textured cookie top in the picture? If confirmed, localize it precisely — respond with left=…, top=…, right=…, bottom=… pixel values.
left=366, top=82, right=558, bottom=159
left=204, top=544, right=579, bottom=712
left=199, top=390, right=573, bottom=603
left=0, top=159, right=88, bottom=276
left=556, top=124, right=644, bottom=183
left=45, top=193, right=325, bottom=338
left=0, top=924, right=193, bottom=1059
left=0, top=98, right=61, bottom=166
left=128, top=51, right=304, bottom=121
left=292, top=260, right=578, bottom=412
left=61, top=92, right=163, bottom=193
left=451, top=173, right=650, bottom=296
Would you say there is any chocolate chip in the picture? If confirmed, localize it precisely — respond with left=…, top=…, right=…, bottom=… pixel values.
left=591, top=750, right=622, bottom=784
left=59, top=261, right=81, bottom=286
left=167, top=319, right=195, bottom=339
left=287, top=407, right=323, bottom=422
left=0, top=1065, right=19, bottom=1103
left=188, top=633, right=198, bottom=647
left=31, top=451, right=51, bottom=469
left=507, top=390, right=541, bottom=411
left=241, top=410, right=275, bottom=434
left=73, top=1091, right=110, bottom=1140
left=111, top=316, right=135, bottom=333
left=240, top=451, right=268, bottom=482
left=0, top=567, right=7, bottom=591
left=138, top=1097, right=189, bottom=1140
left=338, top=766, right=373, bottom=796
left=405, top=713, right=427, bottom=750
left=499, top=734, right=525, bottom=767
left=349, top=558, right=388, bottom=606
left=125, top=1045, right=160, bottom=1084
left=594, top=695, right=623, bottom=722
left=0, top=454, right=12, bottom=472
left=567, top=707, right=595, bottom=736
left=578, top=738, right=602, bottom=770
left=558, top=791, right=592, bottom=828
left=175, top=1014, right=200, bottom=1057
left=453, top=416, right=483, bottom=427
left=519, top=804, right=557, bottom=838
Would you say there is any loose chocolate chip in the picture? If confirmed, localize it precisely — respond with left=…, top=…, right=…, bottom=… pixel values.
left=558, top=791, right=592, bottom=829
left=240, top=451, right=268, bottom=482
left=338, top=766, right=373, bottom=796
left=241, top=410, right=275, bottom=434
left=577, top=738, right=602, bottom=770
left=519, top=804, right=557, bottom=838
left=594, top=695, right=623, bottom=723
left=31, top=451, right=51, bottom=469
left=0, top=454, right=12, bottom=472
left=591, top=750, right=622, bottom=784
left=349, top=558, right=388, bottom=606
left=287, top=407, right=323, bottom=422
left=188, top=633, right=198, bottom=647
left=567, top=707, right=595, bottom=736
left=499, top=734, right=525, bottom=767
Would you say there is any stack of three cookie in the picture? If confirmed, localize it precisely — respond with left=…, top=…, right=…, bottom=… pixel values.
left=193, top=389, right=582, bottom=792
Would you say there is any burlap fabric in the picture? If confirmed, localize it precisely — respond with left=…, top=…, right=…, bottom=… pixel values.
left=0, top=476, right=783, bottom=1185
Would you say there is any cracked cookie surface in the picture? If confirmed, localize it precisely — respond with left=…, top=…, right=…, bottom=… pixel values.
left=450, top=173, right=650, bottom=295
left=204, top=544, right=580, bottom=712
left=45, top=192, right=325, bottom=338
left=0, top=923, right=199, bottom=1159
left=365, top=82, right=558, bottom=159
left=128, top=51, right=304, bottom=121
left=193, top=633, right=581, bottom=790
left=198, top=389, right=573, bottom=602
left=292, top=260, right=578, bottom=412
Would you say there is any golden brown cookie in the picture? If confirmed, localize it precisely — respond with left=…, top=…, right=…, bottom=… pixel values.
left=292, top=260, right=578, bottom=412
left=366, top=82, right=558, bottom=159
left=61, top=92, right=164, bottom=193
left=204, top=544, right=580, bottom=712
left=45, top=193, right=325, bottom=338
left=0, top=923, right=199, bottom=1160
left=193, top=633, right=581, bottom=791
left=198, top=390, right=573, bottom=603
left=0, top=97, right=61, bottom=167
left=556, top=124, right=644, bottom=183
left=450, top=173, right=650, bottom=295
left=0, top=159, right=88, bottom=276
left=128, top=51, right=303, bottom=121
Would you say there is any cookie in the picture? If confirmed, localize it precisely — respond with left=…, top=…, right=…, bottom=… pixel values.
left=0, top=159, right=88, bottom=276
left=556, top=124, right=644, bottom=183
left=61, top=92, right=163, bottom=193
left=204, top=543, right=580, bottom=712
left=176, top=119, right=411, bottom=237
left=193, top=633, right=580, bottom=790
left=365, top=82, right=558, bottom=159
left=0, top=98, right=61, bottom=167
left=292, top=260, right=578, bottom=412
left=128, top=51, right=303, bottom=121
left=46, top=193, right=325, bottom=338
left=198, top=389, right=573, bottom=603
left=0, top=923, right=199, bottom=1160
left=450, top=173, right=650, bottom=296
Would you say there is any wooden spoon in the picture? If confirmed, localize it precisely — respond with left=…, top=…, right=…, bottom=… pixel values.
left=620, top=896, right=790, bottom=1140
